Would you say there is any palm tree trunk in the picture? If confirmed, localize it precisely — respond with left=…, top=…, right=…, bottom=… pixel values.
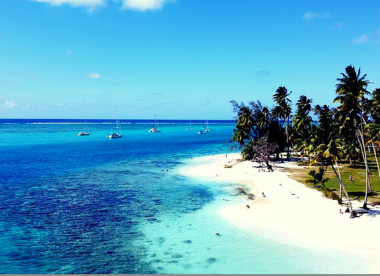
left=331, top=161, right=355, bottom=218
left=285, top=115, right=290, bottom=161
left=372, top=142, right=380, bottom=179
left=357, top=132, right=372, bottom=209
left=359, top=128, right=373, bottom=192
left=337, top=165, right=342, bottom=199
left=334, top=158, right=343, bottom=199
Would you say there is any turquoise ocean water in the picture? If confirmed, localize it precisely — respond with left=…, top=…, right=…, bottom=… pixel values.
left=0, top=120, right=374, bottom=273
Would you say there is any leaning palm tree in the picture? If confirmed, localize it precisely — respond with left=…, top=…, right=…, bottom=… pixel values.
left=273, top=86, right=292, bottom=160
left=310, top=139, right=355, bottom=218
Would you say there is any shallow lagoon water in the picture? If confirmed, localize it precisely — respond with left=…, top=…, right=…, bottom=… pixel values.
left=0, top=121, right=374, bottom=273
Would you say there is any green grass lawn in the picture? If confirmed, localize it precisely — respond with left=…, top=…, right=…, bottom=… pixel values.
left=284, top=152, right=380, bottom=203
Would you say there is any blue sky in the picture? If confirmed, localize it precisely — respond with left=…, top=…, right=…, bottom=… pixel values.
left=1, top=0, right=380, bottom=119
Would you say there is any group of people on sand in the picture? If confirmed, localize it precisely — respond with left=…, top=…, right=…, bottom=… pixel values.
left=258, top=168, right=273, bottom=172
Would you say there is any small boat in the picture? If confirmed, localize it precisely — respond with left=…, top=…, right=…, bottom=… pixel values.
left=106, top=111, right=123, bottom=139
left=205, top=120, right=210, bottom=132
left=149, top=115, right=161, bottom=133
left=78, top=117, right=90, bottom=136
left=198, top=130, right=203, bottom=134
left=186, top=120, right=192, bottom=131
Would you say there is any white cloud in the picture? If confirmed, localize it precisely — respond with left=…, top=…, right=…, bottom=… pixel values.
left=86, top=72, right=101, bottom=79
left=31, top=0, right=105, bottom=11
left=66, top=49, right=76, bottom=55
left=330, top=22, right=343, bottom=30
left=303, top=12, right=331, bottom=21
left=0, top=80, right=16, bottom=86
left=30, top=0, right=171, bottom=11
left=121, top=0, right=170, bottom=11
left=353, top=34, right=369, bottom=44
left=5, top=100, right=19, bottom=108
left=255, top=70, right=269, bottom=76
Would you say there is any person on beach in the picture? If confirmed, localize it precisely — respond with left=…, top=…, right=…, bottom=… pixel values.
left=216, top=174, right=218, bottom=177
left=246, top=205, right=250, bottom=209
left=349, top=175, right=353, bottom=181
left=339, top=209, right=343, bottom=214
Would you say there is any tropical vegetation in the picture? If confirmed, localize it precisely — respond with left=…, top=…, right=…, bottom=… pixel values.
left=231, top=65, right=380, bottom=217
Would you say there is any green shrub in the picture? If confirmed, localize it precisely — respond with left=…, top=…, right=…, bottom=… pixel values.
left=322, top=188, right=342, bottom=204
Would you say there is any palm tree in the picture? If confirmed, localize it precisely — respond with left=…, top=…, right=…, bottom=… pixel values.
left=232, top=128, right=250, bottom=146
left=293, top=95, right=313, bottom=160
left=370, top=88, right=380, bottom=124
left=305, top=167, right=330, bottom=188
left=310, top=139, right=355, bottom=218
left=230, top=101, right=255, bottom=146
left=334, top=65, right=372, bottom=208
left=237, top=106, right=254, bottom=134
left=273, top=86, right=292, bottom=160
left=293, top=95, right=313, bottom=136
left=334, top=65, right=370, bottom=165
left=367, top=123, right=380, bottom=179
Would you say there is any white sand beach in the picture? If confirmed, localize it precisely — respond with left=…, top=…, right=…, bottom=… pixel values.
left=178, top=153, right=380, bottom=272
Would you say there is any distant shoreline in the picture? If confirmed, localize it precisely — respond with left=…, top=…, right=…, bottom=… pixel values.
left=178, top=153, right=380, bottom=273
left=0, top=119, right=238, bottom=125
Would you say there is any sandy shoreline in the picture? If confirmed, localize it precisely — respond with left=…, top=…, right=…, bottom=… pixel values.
left=178, top=153, right=380, bottom=273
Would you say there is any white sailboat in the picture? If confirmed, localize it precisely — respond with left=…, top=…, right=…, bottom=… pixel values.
left=186, top=120, right=192, bottom=131
left=149, top=115, right=161, bottom=133
left=205, top=120, right=210, bottom=132
left=78, top=117, right=90, bottom=136
left=106, top=111, right=123, bottom=139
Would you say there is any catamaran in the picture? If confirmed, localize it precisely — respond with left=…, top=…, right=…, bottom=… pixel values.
left=78, top=117, right=90, bottom=136
left=106, top=111, right=123, bottom=139
left=186, top=120, right=192, bottom=131
left=149, top=115, right=161, bottom=133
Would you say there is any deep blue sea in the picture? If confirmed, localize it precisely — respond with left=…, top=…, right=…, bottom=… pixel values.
left=0, top=119, right=375, bottom=274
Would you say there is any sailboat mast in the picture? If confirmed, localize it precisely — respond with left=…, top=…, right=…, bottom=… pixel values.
left=115, top=110, right=122, bottom=134
left=85, top=116, right=89, bottom=132
left=155, top=114, right=158, bottom=129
